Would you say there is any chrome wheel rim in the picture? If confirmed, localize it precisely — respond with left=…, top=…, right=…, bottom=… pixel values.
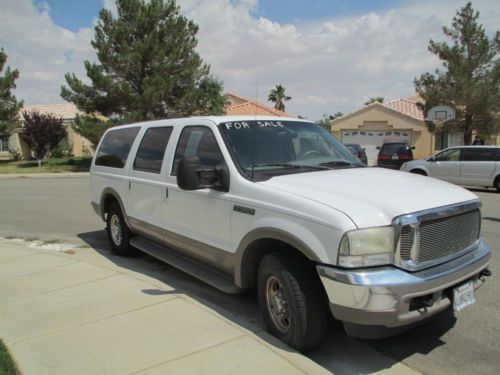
left=265, top=276, right=290, bottom=333
left=110, top=214, right=122, bottom=246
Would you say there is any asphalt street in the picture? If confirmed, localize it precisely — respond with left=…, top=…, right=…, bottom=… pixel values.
left=0, top=176, right=498, bottom=374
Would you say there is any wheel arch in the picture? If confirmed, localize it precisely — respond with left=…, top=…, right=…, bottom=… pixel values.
left=409, top=168, right=428, bottom=176
left=234, top=228, right=322, bottom=289
left=100, top=188, right=130, bottom=227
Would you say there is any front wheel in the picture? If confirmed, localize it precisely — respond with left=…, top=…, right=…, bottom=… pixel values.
left=495, top=177, right=500, bottom=193
left=257, top=252, right=327, bottom=351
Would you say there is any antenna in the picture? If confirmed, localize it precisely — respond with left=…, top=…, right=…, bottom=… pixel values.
left=252, top=80, right=258, bottom=179
left=255, top=80, right=259, bottom=118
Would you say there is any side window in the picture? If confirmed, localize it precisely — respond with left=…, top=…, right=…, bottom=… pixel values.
left=496, top=149, right=500, bottom=162
left=171, top=126, right=224, bottom=175
left=462, top=148, right=494, bottom=162
left=435, top=148, right=460, bottom=161
left=95, top=127, right=140, bottom=168
left=133, top=127, right=173, bottom=173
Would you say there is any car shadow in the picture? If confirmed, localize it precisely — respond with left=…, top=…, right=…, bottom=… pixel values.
left=77, top=229, right=456, bottom=374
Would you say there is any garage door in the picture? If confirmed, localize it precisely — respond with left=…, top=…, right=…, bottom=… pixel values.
left=341, top=130, right=412, bottom=166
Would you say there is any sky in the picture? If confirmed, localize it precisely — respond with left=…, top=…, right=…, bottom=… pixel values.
left=0, top=0, right=499, bottom=120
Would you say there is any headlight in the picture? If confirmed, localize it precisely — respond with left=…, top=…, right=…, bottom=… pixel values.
left=338, top=226, right=394, bottom=267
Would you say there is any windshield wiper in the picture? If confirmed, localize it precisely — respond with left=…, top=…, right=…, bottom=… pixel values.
left=252, top=163, right=301, bottom=169
left=319, top=160, right=365, bottom=168
left=251, top=163, right=329, bottom=170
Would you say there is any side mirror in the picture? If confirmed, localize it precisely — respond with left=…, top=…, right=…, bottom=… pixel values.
left=411, top=146, right=415, bottom=150
left=177, top=156, right=230, bottom=192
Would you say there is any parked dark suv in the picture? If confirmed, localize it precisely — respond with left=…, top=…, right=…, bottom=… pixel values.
left=377, top=142, right=414, bottom=169
left=344, top=143, right=368, bottom=165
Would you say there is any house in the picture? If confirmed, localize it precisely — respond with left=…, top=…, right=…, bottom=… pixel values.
left=330, top=96, right=464, bottom=165
left=0, top=93, right=293, bottom=160
left=225, top=93, right=293, bottom=117
left=3, top=103, right=92, bottom=160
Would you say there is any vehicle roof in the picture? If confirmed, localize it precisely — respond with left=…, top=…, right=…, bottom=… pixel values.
left=104, top=115, right=307, bottom=130
left=444, top=145, right=500, bottom=149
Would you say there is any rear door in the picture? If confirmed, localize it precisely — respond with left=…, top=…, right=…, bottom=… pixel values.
left=460, top=148, right=496, bottom=186
left=127, top=126, right=173, bottom=240
left=427, top=148, right=462, bottom=183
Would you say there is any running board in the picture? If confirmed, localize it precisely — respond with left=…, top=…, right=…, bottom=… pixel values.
left=130, top=237, right=243, bottom=294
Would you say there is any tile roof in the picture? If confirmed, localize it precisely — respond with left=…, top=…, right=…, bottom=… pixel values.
left=21, top=103, right=81, bottom=120
left=225, top=93, right=293, bottom=117
left=385, top=98, right=424, bottom=121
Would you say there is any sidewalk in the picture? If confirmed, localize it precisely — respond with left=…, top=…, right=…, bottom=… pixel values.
left=0, top=243, right=327, bottom=374
left=0, top=172, right=89, bottom=179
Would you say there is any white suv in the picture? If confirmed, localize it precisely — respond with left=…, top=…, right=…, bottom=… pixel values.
left=90, top=116, right=491, bottom=350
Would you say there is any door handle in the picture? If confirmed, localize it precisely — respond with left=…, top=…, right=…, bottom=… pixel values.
left=165, top=188, right=168, bottom=199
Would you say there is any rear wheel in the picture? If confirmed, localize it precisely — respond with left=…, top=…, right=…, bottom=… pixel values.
left=495, top=177, right=500, bottom=193
left=106, top=202, right=136, bottom=256
left=410, top=169, right=427, bottom=176
left=257, top=252, right=327, bottom=351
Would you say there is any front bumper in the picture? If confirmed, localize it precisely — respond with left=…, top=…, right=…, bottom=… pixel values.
left=317, top=238, right=490, bottom=329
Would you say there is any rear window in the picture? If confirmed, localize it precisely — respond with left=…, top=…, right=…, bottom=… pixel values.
left=95, top=127, right=140, bottom=168
left=380, top=143, right=412, bottom=156
left=133, top=127, right=173, bottom=173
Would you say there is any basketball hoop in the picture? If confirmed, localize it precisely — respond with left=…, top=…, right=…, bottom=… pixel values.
left=427, top=105, right=456, bottom=132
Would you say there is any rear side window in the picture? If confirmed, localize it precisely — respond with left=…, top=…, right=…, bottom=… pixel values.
left=171, top=126, right=224, bottom=175
left=95, top=127, right=140, bottom=168
left=462, top=148, right=495, bottom=162
left=133, top=127, right=173, bottom=173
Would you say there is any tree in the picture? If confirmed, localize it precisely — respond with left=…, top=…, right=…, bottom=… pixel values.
left=364, top=97, right=384, bottom=105
left=268, top=84, right=291, bottom=112
left=316, top=114, right=332, bottom=132
left=71, top=115, right=114, bottom=150
left=414, top=2, right=500, bottom=145
left=61, top=0, right=226, bottom=138
left=0, top=48, right=23, bottom=138
left=316, top=112, right=343, bottom=132
left=22, top=111, right=65, bottom=167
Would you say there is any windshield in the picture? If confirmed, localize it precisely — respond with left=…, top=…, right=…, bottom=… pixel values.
left=219, top=120, right=362, bottom=180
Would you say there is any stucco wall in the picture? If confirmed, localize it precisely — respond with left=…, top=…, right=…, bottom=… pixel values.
left=331, top=106, right=434, bottom=159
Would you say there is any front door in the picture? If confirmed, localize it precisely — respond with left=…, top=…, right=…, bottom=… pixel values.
left=163, top=125, right=231, bottom=264
left=427, top=148, right=462, bottom=184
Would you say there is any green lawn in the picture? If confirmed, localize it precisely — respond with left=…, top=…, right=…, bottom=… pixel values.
left=0, top=157, right=92, bottom=174
left=0, top=339, right=18, bottom=375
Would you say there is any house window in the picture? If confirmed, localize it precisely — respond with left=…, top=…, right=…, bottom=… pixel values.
left=0, top=136, right=9, bottom=152
left=435, top=131, right=463, bottom=151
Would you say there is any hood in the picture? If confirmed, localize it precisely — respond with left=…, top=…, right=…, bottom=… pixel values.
left=259, top=167, right=478, bottom=228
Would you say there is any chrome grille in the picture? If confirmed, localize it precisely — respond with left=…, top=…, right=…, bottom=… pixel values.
left=418, top=210, right=480, bottom=263
left=394, top=201, right=481, bottom=271
left=399, top=226, right=413, bottom=260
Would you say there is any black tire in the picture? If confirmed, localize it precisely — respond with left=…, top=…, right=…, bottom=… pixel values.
left=106, top=202, right=136, bottom=256
left=495, top=177, right=500, bottom=193
left=257, top=252, right=328, bottom=351
left=410, top=169, right=427, bottom=176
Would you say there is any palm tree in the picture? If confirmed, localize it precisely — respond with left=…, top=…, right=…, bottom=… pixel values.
left=364, top=97, right=384, bottom=105
left=268, top=84, right=292, bottom=112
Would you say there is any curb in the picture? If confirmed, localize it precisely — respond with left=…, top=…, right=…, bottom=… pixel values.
left=0, top=172, right=89, bottom=179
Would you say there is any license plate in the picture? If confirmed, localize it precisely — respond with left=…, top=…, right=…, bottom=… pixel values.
left=391, top=155, right=399, bottom=160
left=453, top=281, right=475, bottom=311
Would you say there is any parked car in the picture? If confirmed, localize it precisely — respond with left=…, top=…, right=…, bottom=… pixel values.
left=344, top=143, right=368, bottom=165
left=90, top=116, right=490, bottom=351
left=400, top=146, right=500, bottom=191
left=377, top=142, right=414, bottom=169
